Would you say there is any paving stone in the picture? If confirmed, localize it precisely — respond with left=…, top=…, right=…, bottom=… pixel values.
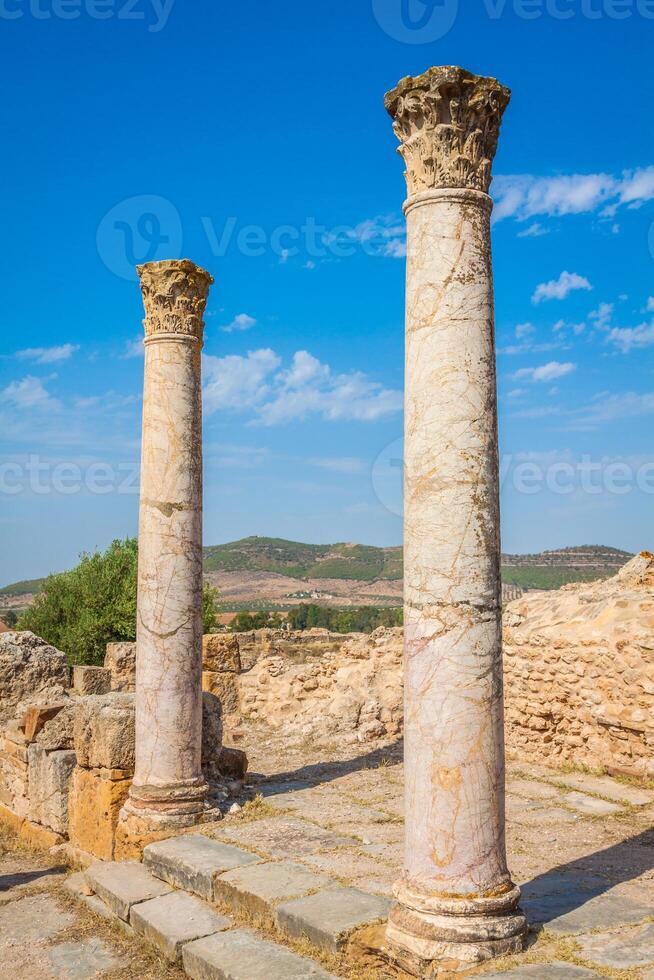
left=0, top=893, right=74, bottom=946
left=85, top=859, right=172, bottom=921
left=183, top=927, right=340, bottom=979
left=481, top=964, right=600, bottom=978
left=547, top=772, right=654, bottom=806
left=276, top=885, right=391, bottom=952
left=47, top=937, right=119, bottom=979
left=130, top=890, right=232, bottom=962
left=144, top=834, right=260, bottom=901
left=506, top=779, right=562, bottom=801
left=522, top=874, right=653, bottom=934
left=562, top=791, right=623, bottom=816
left=216, top=816, right=358, bottom=859
left=576, top=921, right=654, bottom=968
left=214, top=860, right=332, bottom=920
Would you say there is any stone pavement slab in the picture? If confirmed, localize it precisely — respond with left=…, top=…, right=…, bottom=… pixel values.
left=0, top=892, right=74, bottom=946
left=182, top=927, right=341, bottom=979
left=47, top=937, right=119, bottom=979
left=546, top=772, right=654, bottom=806
left=481, top=964, right=600, bottom=978
left=130, top=889, right=232, bottom=962
left=215, top=816, right=358, bottom=859
left=562, top=791, right=623, bottom=816
left=85, top=860, right=172, bottom=921
left=576, top=921, right=654, bottom=968
left=276, top=885, right=391, bottom=952
left=144, top=834, right=260, bottom=901
left=214, top=860, right=332, bottom=920
left=522, top=878, right=653, bottom=934
left=506, top=779, right=562, bottom=801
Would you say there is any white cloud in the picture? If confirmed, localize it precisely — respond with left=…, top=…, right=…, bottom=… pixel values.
left=202, top=348, right=402, bottom=426
left=0, top=375, right=60, bottom=410
left=570, top=391, right=654, bottom=428
left=515, top=322, right=535, bottom=340
left=220, top=313, right=257, bottom=334
left=646, top=297, right=654, bottom=313
left=516, top=223, right=548, bottom=238
left=493, top=167, right=654, bottom=225
left=589, top=302, right=613, bottom=330
left=203, top=348, right=281, bottom=414
left=532, top=271, right=592, bottom=304
left=121, top=337, right=143, bottom=359
left=309, top=457, right=364, bottom=474
left=514, top=361, right=576, bottom=383
left=16, top=344, right=79, bottom=364
left=606, top=322, right=654, bottom=354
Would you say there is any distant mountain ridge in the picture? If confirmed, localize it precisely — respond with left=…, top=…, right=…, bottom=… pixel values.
left=0, top=537, right=635, bottom=597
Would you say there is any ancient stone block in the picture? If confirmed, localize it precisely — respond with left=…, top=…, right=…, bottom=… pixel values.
left=0, top=632, right=69, bottom=724
left=72, top=665, right=111, bottom=696
left=130, top=890, right=232, bottom=962
left=202, top=671, right=240, bottom=715
left=35, top=702, right=77, bottom=751
left=85, top=860, right=172, bottom=921
left=276, top=886, right=391, bottom=952
left=74, top=693, right=135, bottom=771
left=27, top=743, right=76, bottom=834
left=183, top=928, right=340, bottom=980
left=201, top=692, right=224, bottom=779
left=68, top=766, right=131, bottom=860
left=143, top=834, right=260, bottom=901
left=104, top=642, right=136, bottom=692
left=214, top=860, right=331, bottom=922
left=214, top=747, right=248, bottom=781
left=23, top=702, right=68, bottom=742
left=202, top=633, right=241, bottom=673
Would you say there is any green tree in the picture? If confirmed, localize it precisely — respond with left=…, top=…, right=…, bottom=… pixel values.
left=286, top=603, right=402, bottom=634
left=1, top=609, right=18, bottom=627
left=18, top=538, right=219, bottom=665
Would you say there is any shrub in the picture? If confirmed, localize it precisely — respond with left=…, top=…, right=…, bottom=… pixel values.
left=18, top=538, right=218, bottom=665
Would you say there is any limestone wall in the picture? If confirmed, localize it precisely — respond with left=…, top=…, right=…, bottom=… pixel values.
left=503, top=553, right=654, bottom=779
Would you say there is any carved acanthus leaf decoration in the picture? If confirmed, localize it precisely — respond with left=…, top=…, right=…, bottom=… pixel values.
left=138, top=259, right=214, bottom=341
left=385, top=66, right=510, bottom=195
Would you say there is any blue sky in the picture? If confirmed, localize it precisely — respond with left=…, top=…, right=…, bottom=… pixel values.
left=1, top=0, right=653, bottom=585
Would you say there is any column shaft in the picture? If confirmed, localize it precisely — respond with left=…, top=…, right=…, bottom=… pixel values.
left=119, top=259, right=214, bottom=836
left=383, top=66, right=527, bottom=974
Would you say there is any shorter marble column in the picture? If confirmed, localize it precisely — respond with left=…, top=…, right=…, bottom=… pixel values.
left=117, top=259, right=215, bottom=849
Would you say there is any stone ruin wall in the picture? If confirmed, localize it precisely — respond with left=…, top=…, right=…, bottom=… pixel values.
left=0, top=632, right=244, bottom=857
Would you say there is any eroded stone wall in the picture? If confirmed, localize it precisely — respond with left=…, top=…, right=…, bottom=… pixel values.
left=503, top=553, right=654, bottom=779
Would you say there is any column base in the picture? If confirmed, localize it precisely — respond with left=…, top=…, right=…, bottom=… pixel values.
left=383, top=879, right=528, bottom=976
left=115, top=779, right=222, bottom=859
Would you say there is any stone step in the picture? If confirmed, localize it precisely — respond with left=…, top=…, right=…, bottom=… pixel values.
left=143, top=834, right=260, bottom=901
left=84, top=859, right=172, bottom=921
left=145, top=835, right=392, bottom=955
left=130, top=890, right=232, bottom=962
left=276, top=886, right=392, bottom=953
left=183, top=927, right=341, bottom=980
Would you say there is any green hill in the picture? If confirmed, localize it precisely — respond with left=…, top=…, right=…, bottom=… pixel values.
left=203, top=537, right=403, bottom=581
left=0, top=539, right=634, bottom=597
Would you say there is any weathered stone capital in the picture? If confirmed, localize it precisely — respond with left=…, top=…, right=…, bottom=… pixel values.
left=385, top=65, right=510, bottom=196
left=138, top=259, right=214, bottom=343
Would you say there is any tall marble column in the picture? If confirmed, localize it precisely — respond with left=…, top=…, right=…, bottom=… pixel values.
left=383, top=67, right=527, bottom=974
left=119, top=259, right=214, bottom=841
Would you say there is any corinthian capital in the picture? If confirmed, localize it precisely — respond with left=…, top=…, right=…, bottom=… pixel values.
left=385, top=66, right=510, bottom=196
left=138, top=259, right=214, bottom=342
